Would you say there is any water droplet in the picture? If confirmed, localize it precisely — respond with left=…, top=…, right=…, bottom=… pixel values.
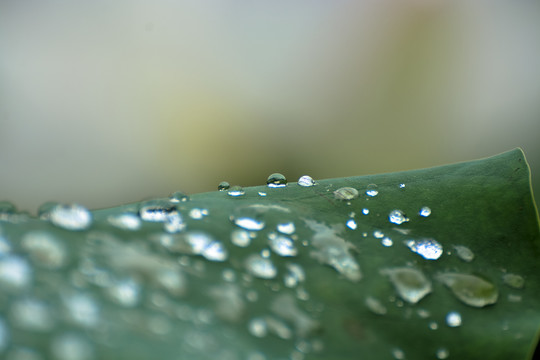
left=107, top=277, right=141, bottom=307
left=429, top=321, right=439, bottom=330
left=218, top=181, right=230, bottom=191
left=284, top=263, right=305, bottom=288
left=277, top=221, right=295, bottom=235
left=261, top=249, right=271, bottom=258
left=48, top=204, right=92, bottom=231
left=419, top=206, right=431, bottom=217
left=51, top=333, right=94, bottom=360
left=169, top=191, right=189, bottom=203
left=258, top=192, right=267, bottom=197
left=373, top=230, right=384, bottom=239
left=62, top=292, right=100, bottom=328
left=334, top=187, right=359, bottom=201
left=163, top=212, right=185, bottom=233
left=446, top=311, right=462, bottom=327
left=453, top=245, right=474, bottom=262
left=189, top=208, right=207, bottom=220
left=185, top=232, right=228, bottom=262
left=366, top=184, right=379, bottom=197
left=21, top=231, right=66, bottom=269
left=227, top=185, right=245, bottom=197
left=154, top=268, right=186, bottom=297
left=502, top=273, right=525, bottom=289
left=392, top=348, right=405, bottom=359
left=405, top=238, right=443, bottom=260
left=268, top=233, right=297, bottom=257
left=267, top=173, right=287, bottom=188
left=231, top=229, right=252, bottom=247
left=381, top=237, right=393, bottom=247
left=233, top=217, right=265, bottom=231
left=248, top=317, right=268, bottom=338
left=508, top=293, right=522, bottom=302
left=346, top=219, right=357, bottom=230
left=0, top=255, right=32, bottom=291
left=139, top=200, right=178, bottom=222
left=365, top=296, right=387, bottom=315
left=11, top=298, right=54, bottom=332
left=108, top=213, right=141, bottom=230
left=362, top=208, right=370, bottom=215
left=297, top=175, right=316, bottom=187
left=436, top=347, right=449, bottom=359
left=231, top=206, right=267, bottom=230
left=399, top=183, right=406, bottom=189
left=381, top=267, right=432, bottom=304
left=306, top=220, right=361, bottom=282
left=245, top=254, right=277, bottom=279
left=436, top=273, right=498, bottom=307
left=388, top=210, right=408, bottom=225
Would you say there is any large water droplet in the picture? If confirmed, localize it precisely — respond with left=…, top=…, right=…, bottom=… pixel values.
left=11, top=298, right=54, bottom=332
left=365, top=184, right=379, bottom=197
left=297, top=175, right=316, bottom=187
left=277, top=221, right=295, bottom=235
left=405, top=238, right=443, bottom=260
left=388, top=210, right=408, bottom=225
left=446, top=311, right=462, bottom=327
left=138, top=200, right=178, bottom=222
left=21, top=231, right=66, bottom=269
left=231, top=206, right=266, bottom=231
left=502, top=273, right=525, bottom=289
left=108, top=213, right=142, bottom=231
left=381, top=267, right=432, bottom=304
left=334, top=187, right=359, bottom=201
left=436, top=273, right=498, bottom=307
left=227, top=186, right=245, bottom=197
left=453, top=245, right=474, bottom=262
left=267, top=173, right=287, bottom=188
left=268, top=233, right=297, bottom=257
left=48, top=204, right=92, bottom=231
left=233, top=217, right=265, bottom=231
left=365, top=296, right=387, bottom=315
left=245, top=254, right=277, bottom=279
left=284, top=263, right=305, bottom=288
left=0, top=255, right=32, bottom=291
left=231, top=229, right=252, bottom=247
left=218, top=181, right=230, bottom=191
left=419, top=206, right=431, bottom=217
left=51, top=333, right=94, bottom=360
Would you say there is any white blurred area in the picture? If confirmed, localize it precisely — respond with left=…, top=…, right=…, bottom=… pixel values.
left=1, top=0, right=539, bottom=212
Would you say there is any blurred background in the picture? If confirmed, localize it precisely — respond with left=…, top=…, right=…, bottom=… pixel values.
left=1, top=0, right=539, bottom=213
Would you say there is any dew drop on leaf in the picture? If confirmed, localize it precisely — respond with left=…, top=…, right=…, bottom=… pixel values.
left=334, top=187, right=359, bottom=201
left=227, top=186, right=245, bottom=197
left=248, top=317, right=268, bottom=338
left=11, top=298, right=55, bottom=332
left=284, top=263, right=305, bottom=288
left=21, top=231, right=66, bottom=269
left=138, top=200, right=178, bottom=222
left=388, top=210, right=408, bottom=225
left=392, top=348, right=405, bottom=359
left=267, top=173, right=287, bottom=188
left=277, top=221, right=295, bottom=235
left=436, top=273, right=498, bottom=307
left=362, top=208, right=370, bottom=215
left=0, top=255, right=32, bottom=291
left=51, top=333, right=94, bottom=360
left=231, top=229, right=252, bottom=247
left=436, top=347, right=449, bottom=359
left=48, top=203, right=92, bottom=231
left=169, top=191, right=189, bottom=203
left=365, top=296, right=387, bottom=315
left=381, top=237, right=393, bottom=247
left=453, top=245, right=474, bottom=262
left=381, top=267, right=432, bottom=304
left=419, top=206, right=431, bottom=217
left=446, top=311, right=462, bottom=327
left=405, top=238, right=443, bottom=260
left=108, top=213, right=141, bottom=231
left=217, top=181, right=230, bottom=191
left=502, top=273, right=525, bottom=289
left=346, top=219, right=357, bottom=230
left=107, top=277, right=141, bottom=307
left=297, top=175, right=316, bottom=187
left=245, top=254, right=277, bottom=279
left=268, top=233, right=297, bottom=257
left=365, top=184, right=379, bottom=197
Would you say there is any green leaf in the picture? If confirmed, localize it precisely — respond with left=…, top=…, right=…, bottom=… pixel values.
left=0, top=148, right=538, bottom=359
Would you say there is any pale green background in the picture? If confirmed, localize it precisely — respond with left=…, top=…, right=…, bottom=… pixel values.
left=1, top=1, right=539, bottom=213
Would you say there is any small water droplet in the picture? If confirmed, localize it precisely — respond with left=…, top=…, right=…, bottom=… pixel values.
left=446, top=311, right=462, bottom=327
left=381, top=237, right=393, bottom=247
left=405, top=238, right=443, bottom=260
left=0, top=255, right=32, bottom=291
left=139, top=200, right=178, bottom=222
left=365, top=296, right=387, bottom=315
left=381, top=267, right=432, bottom=304
left=261, top=249, right=271, bottom=258
left=373, top=230, right=384, bottom=239
left=429, top=321, right=439, bottom=330
left=419, top=206, right=431, bottom=217
left=185, top=232, right=228, bottom=262
left=63, top=292, right=100, bottom=328
left=297, top=175, right=316, bottom=187
left=11, top=298, right=54, bottom=332
left=164, top=212, right=185, bottom=233
left=436, top=347, right=449, bottom=359
left=108, top=213, right=142, bottom=230
left=189, top=208, right=207, bottom=220
left=392, top=348, right=405, bottom=359
left=277, top=221, right=295, bottom=235
left=245, top=254, right=277, bottom=279
left=399, top=183, right=406, bottom=189
left=268, top=233, right=297, bottom=257
left=258, top=192, right=267, bottom=197
left=507, top=293, right=522, bottom=302
left=169, top=191, right=189, bottom=203
left=48, top=204, right=92, bottom=231
left=346, top=219, right=357, bottom=230
left=453, top=245, right=474, bottom=262
left=267, top=173, right=287, bottom=188
left=107, top=277, right=141, bottom=307
left=436, top=273, right=498, bottom=307
left=388, top=210, right=408, bottom=225
left=51, top=333, right=94, bottom=360
left=284, top=263, right=305, bottom=288
left=366, top=184, right=379, bottom=197
left=21, top=231, right=66, bottom=269
left=227, top=185, right=245, bottom=197
left=502, top=273, right=525, bottom=289
left=334, top=187, right=359, bottom=201
left=217, top=181, right=230, bottom=191
left=248, top=317, right=268, bottom=338
left=231, top=229, right=252, bottom=247
left=233, top=217, right=265, bottom=231
left=362, top=208, right=370, bottom=215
